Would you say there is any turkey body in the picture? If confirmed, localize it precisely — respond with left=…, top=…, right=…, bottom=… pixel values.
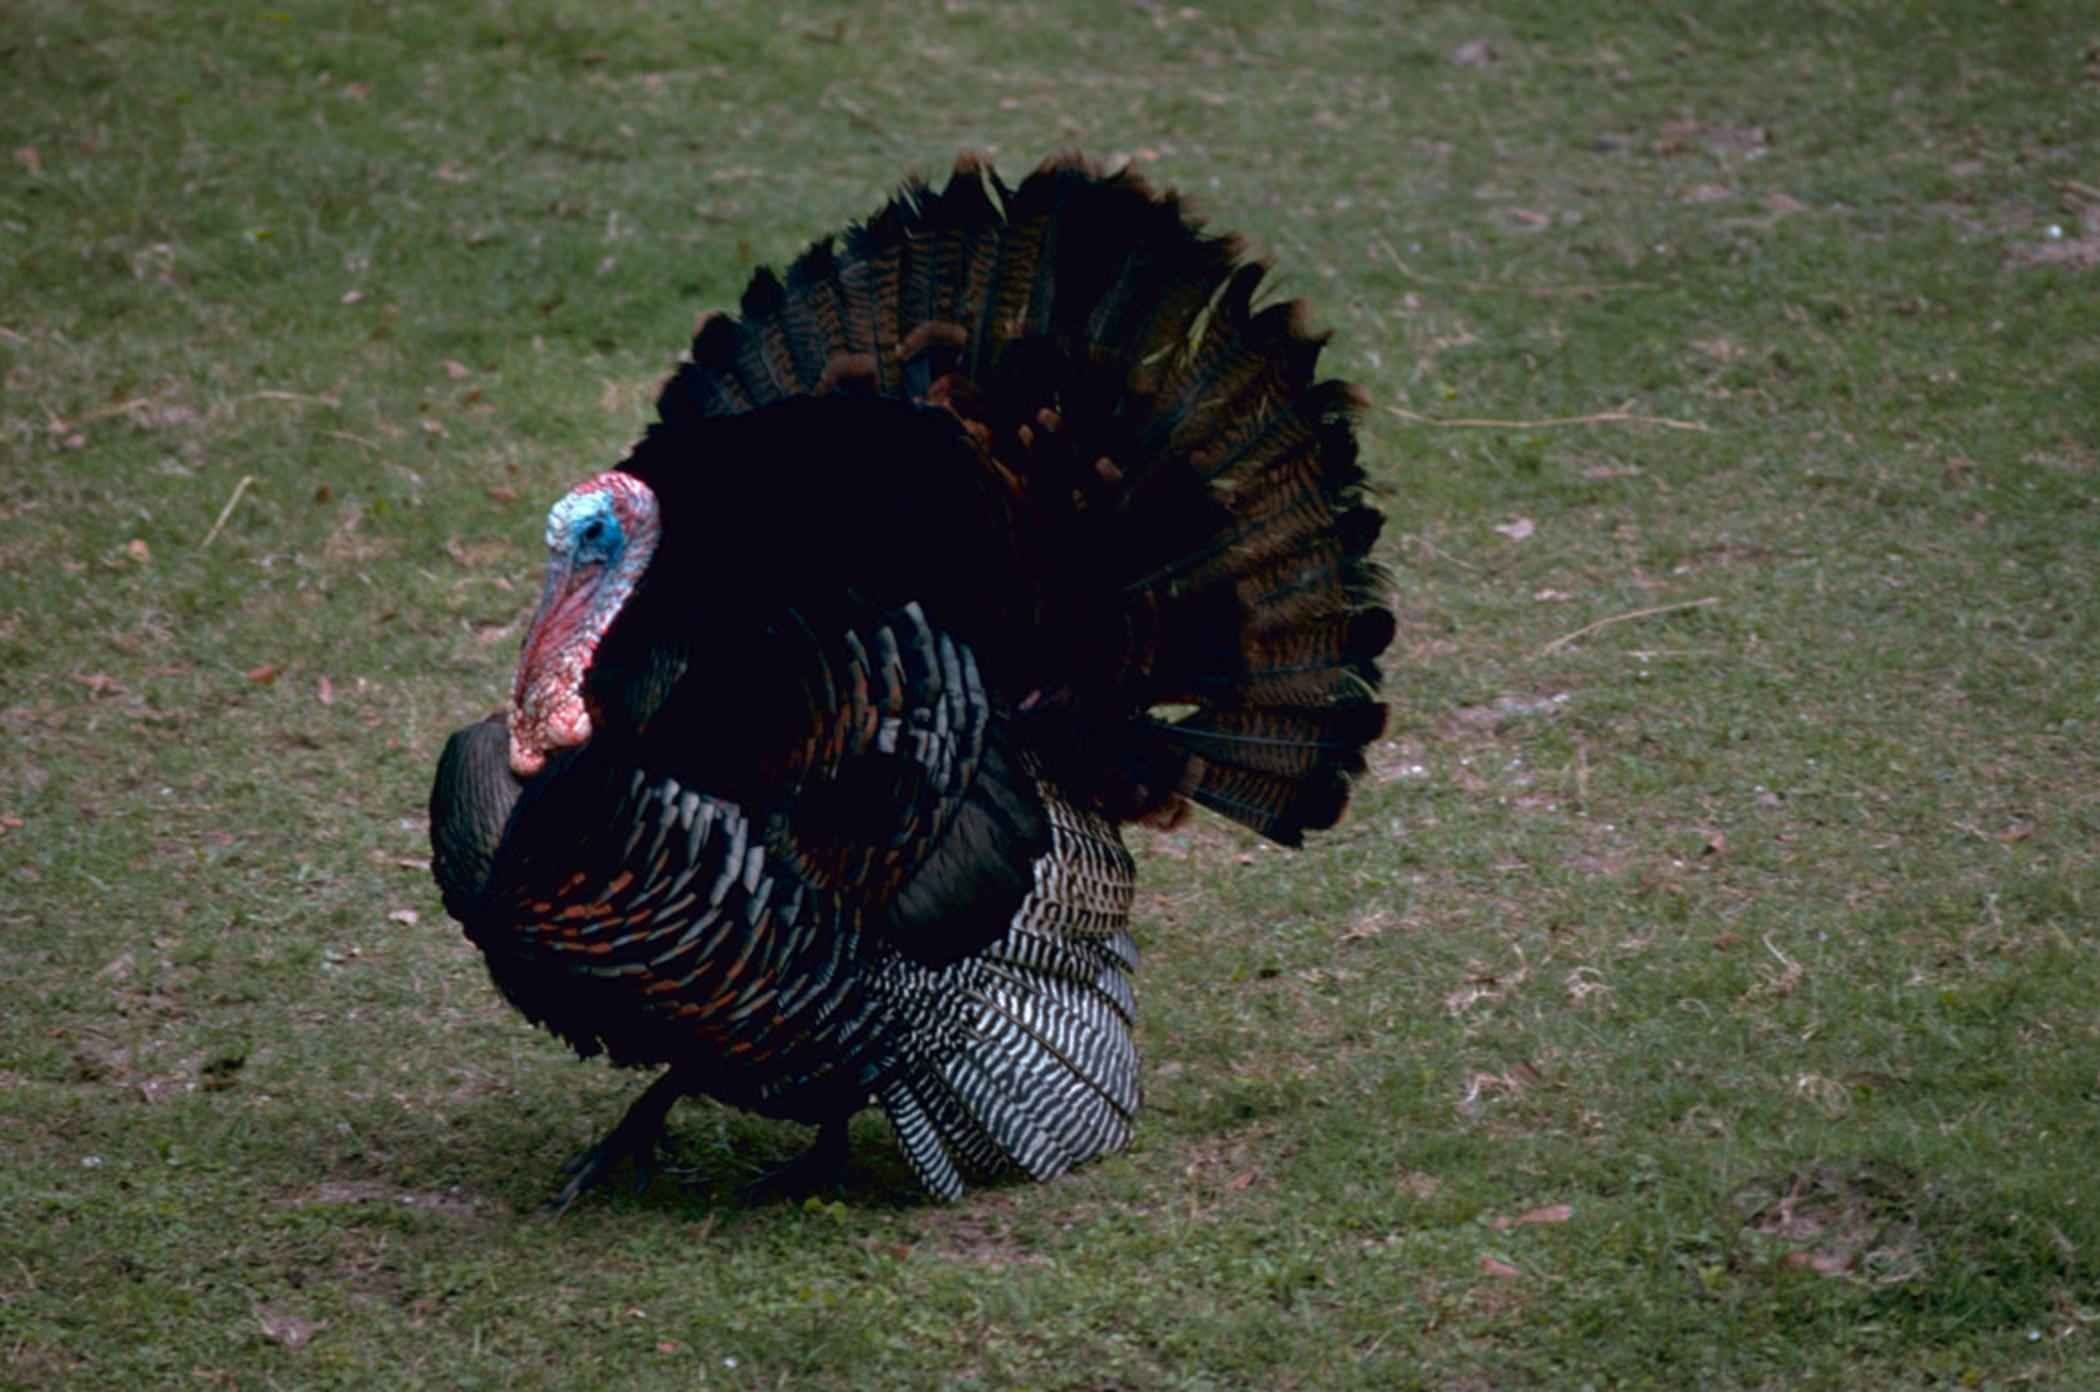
left=429, top=153, right=1394, bottom=1206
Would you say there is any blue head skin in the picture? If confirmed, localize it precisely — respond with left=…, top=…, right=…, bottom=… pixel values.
left=508, top=472, right=660, bottom=776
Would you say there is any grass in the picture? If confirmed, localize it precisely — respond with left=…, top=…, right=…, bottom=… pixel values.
left=5, top=0, right=2099, bottom=1386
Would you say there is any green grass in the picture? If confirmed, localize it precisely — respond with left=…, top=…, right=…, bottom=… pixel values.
left=5, top=1, right=2099, bottom=1386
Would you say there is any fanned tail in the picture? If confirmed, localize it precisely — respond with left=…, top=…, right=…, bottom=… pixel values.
left=654, top=151, right=1393, bottom=850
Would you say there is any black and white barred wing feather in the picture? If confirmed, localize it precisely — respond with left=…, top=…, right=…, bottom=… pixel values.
left=876, top=777, right=1140, bottom=1198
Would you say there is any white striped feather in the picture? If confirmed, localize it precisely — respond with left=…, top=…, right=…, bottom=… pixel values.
left=868, top=771, right=1143, bottom=1197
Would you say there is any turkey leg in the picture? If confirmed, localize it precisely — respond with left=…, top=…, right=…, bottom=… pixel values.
left=545, top=1068, right=692, bottom=1215
left=739, top=1113, right=851, bottom=1204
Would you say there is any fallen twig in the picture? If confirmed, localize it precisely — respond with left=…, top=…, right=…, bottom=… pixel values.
left=1388, top=406, right=1709, bottom=433
left=200, top=475, right=256, bottom=550
left=1539, top=596, right=1719, bottom=655
left=232, top=390, right=341, bottom=410
left=72, top=398, right=155, bottom=426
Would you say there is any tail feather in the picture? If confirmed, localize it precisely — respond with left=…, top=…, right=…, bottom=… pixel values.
left=980, top=165, right=1061, bottom=348
left=1163, top=703, right=1387, bottom=777
left=779, top=240, right=850, bottom=382
left=1185, top=763, right=1361, bottom=847
left=656, top=151, right=1392, bottom=847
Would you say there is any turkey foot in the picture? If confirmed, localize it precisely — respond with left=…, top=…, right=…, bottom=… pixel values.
left=545, top=1069, right=691, bottom=1216
left=739, top=1115, right=850, bottom=1205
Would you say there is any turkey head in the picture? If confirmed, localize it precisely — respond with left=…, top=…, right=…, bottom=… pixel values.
left=508, top=470, right=659, bottom=776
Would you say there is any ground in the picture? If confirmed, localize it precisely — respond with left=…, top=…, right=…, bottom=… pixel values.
left=3, top=2, right=2098, bottom=1388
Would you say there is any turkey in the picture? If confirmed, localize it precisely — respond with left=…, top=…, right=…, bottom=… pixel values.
left=428, top=152, right=1394, bottom=1209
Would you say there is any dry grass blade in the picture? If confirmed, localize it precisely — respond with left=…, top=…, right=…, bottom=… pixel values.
left=199, top=475, right=257, bottom=550
left=1386, top=406, right=1710, bottom=433
left=1537, top=597, right=1720, bottom=655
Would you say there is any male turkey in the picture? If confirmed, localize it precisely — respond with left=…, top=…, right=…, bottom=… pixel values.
left=429, top=152, right=1394, bottom=1209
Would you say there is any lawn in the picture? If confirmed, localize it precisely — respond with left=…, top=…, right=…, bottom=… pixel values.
left=4, top=1, right=2098, bottom=1387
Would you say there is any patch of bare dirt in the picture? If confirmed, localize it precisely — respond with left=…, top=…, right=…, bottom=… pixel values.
left=1137, top=814, right=1257, bottom=863
left=1368, top=736, right=1429, bottom=784
left=2009, top=204, right=2100, bottom=270
left=1999, top=196, right=2100, bottom=272
left=278, top=1180, right=483, bottom=1218
left=913, top=1197, right=1050, bottom=1269
left=1438, top=691, right=1571, bottom=742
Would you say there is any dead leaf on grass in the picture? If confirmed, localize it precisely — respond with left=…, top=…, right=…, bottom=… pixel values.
left=316, top=675, right=335, bottom=706
left=14, top=146, right=42, bottom=175
left=1781, top=1248, right=1854, bottom=1275
left=1653, top=120, right=1769, bottom=159
left=1737, top=1163, right=1927, bottom=1286
left=1564, top=967, right=1613, bottom=1007
left=1478, top=1255, right=1522, bottom=1279
left=1397, top=1170, right=1442, bottom=1199
left=1457, top=1062, right=1540, bottom=1116
left=1487, top=1202, right=1574, bottom=1230
left=1339, top=909, right=1389, bottom=944
left=388, top=908, right=419, bottom=926
left=1449, top=39, right=1498, bottom=66
left=1492, top=516, right=1535, bottom=541
left=445, top=536, right=513, bottom=568
left=245, top=664, right=280, bottom=685
left=1682, top=183, right=1734, bottom=204
left=256, top=1307, right=326, bottom=1350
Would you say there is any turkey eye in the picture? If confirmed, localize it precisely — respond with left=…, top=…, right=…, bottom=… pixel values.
left=579, top=518, right=608, bottom=548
